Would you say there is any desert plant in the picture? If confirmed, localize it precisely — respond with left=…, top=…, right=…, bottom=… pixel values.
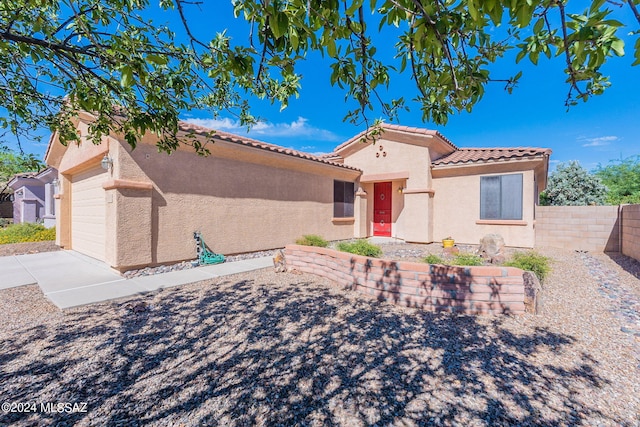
left=0, top=223, right=56, bottom=244
left=540, top=161, right=607, bottom=206
left=295, top=234, right=329, bottom=247
left=423, top=254, right=444, bottom=264
left=452, top=253, right=484, bottom=266
left=504, top=251, right=551, bottom=282
left=336, top=240, right=382, bottom=258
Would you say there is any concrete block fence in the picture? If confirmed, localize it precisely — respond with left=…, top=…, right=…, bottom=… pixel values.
left=622, top=205, right=640, bottom=261
left=284, top=244, right=529, bottom=315
left=535, top=206, right=620, bottom=252
left=535, top=204, right=640, bottom=262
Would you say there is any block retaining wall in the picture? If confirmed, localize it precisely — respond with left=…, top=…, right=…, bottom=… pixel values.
left=284, top=244, right=528, bottom=315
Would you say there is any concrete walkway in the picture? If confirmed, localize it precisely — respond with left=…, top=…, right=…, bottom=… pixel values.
left=0, top=251, right=272, bottom=309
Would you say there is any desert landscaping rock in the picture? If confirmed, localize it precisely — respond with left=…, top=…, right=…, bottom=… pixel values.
left=580, top=252, right=640, bottom=351
left=1, top=247, right=639, bottom=426
left=0, top=240, right=59, bottom=257
left=122, top=249, right=280, bottom=278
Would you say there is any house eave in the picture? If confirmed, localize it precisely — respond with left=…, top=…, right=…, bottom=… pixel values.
left=432, top=155, right=548, bottom=170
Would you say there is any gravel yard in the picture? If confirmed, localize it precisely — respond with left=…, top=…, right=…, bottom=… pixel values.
left=1, top=247, right=639, bottom=426
left=0, top=240, right=59, bottom=257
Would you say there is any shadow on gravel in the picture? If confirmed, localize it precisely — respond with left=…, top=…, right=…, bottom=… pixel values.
left=605, top=252, right=640, bottom=280
left=0, top=275, right=623, bottom=426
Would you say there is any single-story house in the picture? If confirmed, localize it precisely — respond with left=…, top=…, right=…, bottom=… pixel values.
left=8, top=167, right=58, bottom=228
left=45, top=113, right=551, bottom=271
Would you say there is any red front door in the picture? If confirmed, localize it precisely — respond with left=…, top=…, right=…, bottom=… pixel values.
left=373, top=182, right=392, bottom=237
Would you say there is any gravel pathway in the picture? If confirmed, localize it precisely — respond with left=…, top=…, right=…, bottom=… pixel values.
left=1, top=248, right=639, bottom=426
left=580, top=252, right=640, bottom=367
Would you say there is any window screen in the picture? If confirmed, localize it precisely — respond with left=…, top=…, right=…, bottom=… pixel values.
left=480, top=174, right=523, bottom=220
left=334, top=180, right=355, bottom=217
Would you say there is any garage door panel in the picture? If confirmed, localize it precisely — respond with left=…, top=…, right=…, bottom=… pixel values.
left=71, top=167, right=108, bottom=261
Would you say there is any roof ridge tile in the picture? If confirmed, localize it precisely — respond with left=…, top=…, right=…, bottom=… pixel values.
left=179, top=120, right=361, bottom=172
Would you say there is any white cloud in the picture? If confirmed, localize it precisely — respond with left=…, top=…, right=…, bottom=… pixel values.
left=579, top=135, right=619, bottom=147
left=185, top=117, right=342, bottom=142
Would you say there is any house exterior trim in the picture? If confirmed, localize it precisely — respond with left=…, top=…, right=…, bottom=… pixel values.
left=102, top=179, right=153, bottom=191
left=402, top=188, right=435, bottom=195
left=360, top=171, right=410, bottom=183
left=475, top=220, right=528, bottom=226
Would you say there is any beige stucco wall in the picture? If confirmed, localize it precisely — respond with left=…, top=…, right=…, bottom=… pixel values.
left=48, top=118, right=361, bottom=270
left=431, top=168, right=537, bottom=248
left=340, top=137, right=433, bottom=242
left=107, top=137, right=359, bottom=270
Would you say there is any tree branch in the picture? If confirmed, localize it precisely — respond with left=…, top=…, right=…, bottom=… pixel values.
left=557, top=0, right=586, bottom=102
left=627, top=0, right=640, bottom=25
left=0, top=31, right=96, bottom=56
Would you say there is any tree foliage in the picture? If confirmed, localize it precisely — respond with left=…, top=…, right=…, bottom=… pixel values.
left=540, top=161, right=607, bottom=206
left=0, top=146, right=45, bottom=196
left=595, top=156, right=640, bottom=204
left=0, top=0, right=638, bottom=153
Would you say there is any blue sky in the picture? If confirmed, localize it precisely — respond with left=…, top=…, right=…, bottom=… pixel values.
left=18, top=1, right=640, bottom=172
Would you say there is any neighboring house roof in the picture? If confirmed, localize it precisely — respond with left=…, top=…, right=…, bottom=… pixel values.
left=179, top=121, right=361, bottom=172
left=10, top=172, right=38, bottom=180
left=432, top=147, right=552, bottom=167
left=8, top=167, right=58, bottom=190
left=333, top=122, right=459, bottom=153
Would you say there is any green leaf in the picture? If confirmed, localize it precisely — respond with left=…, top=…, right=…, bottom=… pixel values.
left=468, top=0, right=479, bottom=21
left=346, top=0, right=364, bottom=15
left=533, top=18, right=544, bottom=34
left=289, top=28, right=299, bottom=50
left=516, top=5, right=533, bottom=27
left=120, top=66, right=134, bottom=87
left=610, top=39, right=624, bottom=56
left=270, top=12, right=289, bottom=39
left=326, top=37, right=337, bottom=58
left=589, top=0, right=605, bottom=14
left=489, top=6, right=503, bottom=26
left=146, top=54, right=168, bottom=65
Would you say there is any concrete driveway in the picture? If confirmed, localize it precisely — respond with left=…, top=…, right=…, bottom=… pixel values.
left=0, top=251, right=272, bottom=309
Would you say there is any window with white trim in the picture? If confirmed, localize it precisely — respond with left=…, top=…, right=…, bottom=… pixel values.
left=480, top=174, right=523, bottom=220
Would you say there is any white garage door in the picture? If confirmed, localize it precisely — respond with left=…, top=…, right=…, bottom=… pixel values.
left=71, top=166, right=108, bottom=261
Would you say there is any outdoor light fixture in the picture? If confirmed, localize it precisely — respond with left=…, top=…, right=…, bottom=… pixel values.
left=101, top=154, right=113, bottom=170
left=51, top=178, right=59, bottom=192
left=398, top=186, right=404, bottom=194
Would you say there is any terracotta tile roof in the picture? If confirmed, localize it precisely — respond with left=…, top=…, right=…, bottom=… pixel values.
left=432, top=147, right=552, bottom=166
left=178, top=121, right=361, bottom=172
left=333, top=122, right=458, bottom=153
left=11, top=172, right=39, bottom=179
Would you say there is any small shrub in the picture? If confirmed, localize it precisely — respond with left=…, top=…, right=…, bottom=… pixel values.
left=423, top=254, right=444, bottom=264
left=336, top=240, right=382, bottom=257
left=295, top=234, right=329, bottom=247
left=452, top=253, right=484, bottom=266
left=0, top=223, right=56, bottom=244
left=504, top=251, right=551, bottom=282
left=0, top=218, right=12, bottom=228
